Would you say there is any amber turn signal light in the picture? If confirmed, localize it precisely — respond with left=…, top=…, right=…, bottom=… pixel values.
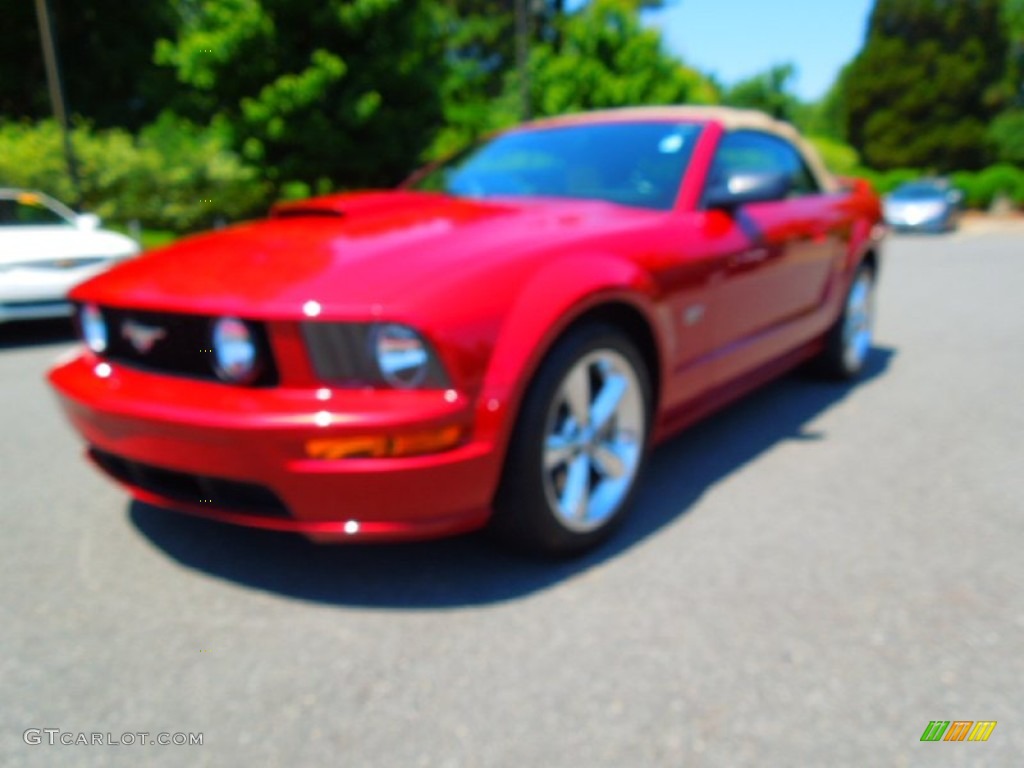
left=305, top=426, right=463, bottom=460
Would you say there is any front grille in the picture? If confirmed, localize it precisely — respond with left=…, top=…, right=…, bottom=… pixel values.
left=92, top=307, right=278, bottom=386
left=90, top=448, right=291, bottom=518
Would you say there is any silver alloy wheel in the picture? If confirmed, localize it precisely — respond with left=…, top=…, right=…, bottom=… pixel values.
left=842, top=270, right=875, bottom=372
left=541, top=349, right=646, bottom=533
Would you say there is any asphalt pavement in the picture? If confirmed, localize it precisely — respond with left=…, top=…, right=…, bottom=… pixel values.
left=2, top=225, right=1022, bottom=767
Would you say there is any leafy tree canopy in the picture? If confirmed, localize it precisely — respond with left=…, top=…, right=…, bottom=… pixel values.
left=155, top=0, right=447, bottom=190
left=0, top=0, right=178, bottom=129
left=722, top=63, right=802, bottom=122
left=845, top=0, right=1008, bottom=171
left=525, top=0, right=717, bottom=119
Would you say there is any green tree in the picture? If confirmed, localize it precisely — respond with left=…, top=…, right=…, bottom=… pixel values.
left=803, top=64, right=851, bottom=142
left=845, top=0, right=1008, bottom=171
left=723, top=63, right=802, bottom=122
left=1002, top=0, right=1024, bottom=106
left=988, top=109, right=1024, bottom=163
left=0, top=0, right=178, bottom=129
left=0, top=117, right=269, bottom=229
left=428, top=0, right=707, bottom=158
left=155, top=0, right=447, bottom=191
left=428, top=1, right=518, bottom=159
left=524, top=0, right=718, bottom=119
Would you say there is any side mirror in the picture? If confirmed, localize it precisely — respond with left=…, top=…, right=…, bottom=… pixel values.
left=75, top=213, right=101, bottom=230
left=705, top=171, right=791, bottom=211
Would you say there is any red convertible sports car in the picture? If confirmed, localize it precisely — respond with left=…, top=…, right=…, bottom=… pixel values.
left=49, top=106, right=884, bottom=555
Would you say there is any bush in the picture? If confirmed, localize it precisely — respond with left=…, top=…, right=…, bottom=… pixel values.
left=951, top=165, right=1024, bottom=209
left=828, top=163, right=1024, bottom=212
left=0, top=120, right=78, bottom=203
left=0, top=115, right=272, bottom=231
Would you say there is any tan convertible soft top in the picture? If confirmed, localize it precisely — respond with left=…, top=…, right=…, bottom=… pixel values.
left=526, top=105, right=840, bottom=194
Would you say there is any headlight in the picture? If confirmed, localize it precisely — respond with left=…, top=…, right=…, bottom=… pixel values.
left=211, top=317, right=260, bottom=383
left=80, top=304, right=108, bottom=353
left=302, top=322, right=449, bottom=389
left=372, top=323, right=431, bottom=388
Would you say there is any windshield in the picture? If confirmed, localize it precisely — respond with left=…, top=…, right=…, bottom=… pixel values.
left=412, top=122, right=703, bottom=211
left=890, top=182, right=949, bottom=200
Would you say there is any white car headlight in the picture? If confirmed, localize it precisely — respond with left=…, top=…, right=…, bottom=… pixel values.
left=301, top=321, right=449, bottom=389
left=211, top=317, right=259, bottom=383
left=372, top=323, right=431, bottom=388
left=80, top=304, right=108, bottom=353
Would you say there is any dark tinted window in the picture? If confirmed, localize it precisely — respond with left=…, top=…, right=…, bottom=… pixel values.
left=706, top=130, right=820, bottom=199
left=413, top=122, right=703, bottom=211
left=0, top=198, right=69, bottom=226
left=889, top=181, right=950, bottom=200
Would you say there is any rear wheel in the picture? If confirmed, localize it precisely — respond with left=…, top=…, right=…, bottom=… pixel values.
left=490, top=324, right=651, bottom=556
left=814, top=263, right=876, bottom=379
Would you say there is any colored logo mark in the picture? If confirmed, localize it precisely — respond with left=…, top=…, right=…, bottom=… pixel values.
left=920, top=721, right=997, bottom=742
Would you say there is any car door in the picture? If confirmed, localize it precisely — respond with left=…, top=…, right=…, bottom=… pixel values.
left=703, top=130, right=843, bottom=383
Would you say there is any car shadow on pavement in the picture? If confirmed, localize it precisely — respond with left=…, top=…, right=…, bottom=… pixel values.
left=0, top=318, right=76, bottom=349
left=130, top=346, right=896, bottom=609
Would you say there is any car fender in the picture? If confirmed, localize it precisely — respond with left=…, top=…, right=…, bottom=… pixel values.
left=843, top=178, right=884, bottom=273
left=472, top=252, right=666, bottom=460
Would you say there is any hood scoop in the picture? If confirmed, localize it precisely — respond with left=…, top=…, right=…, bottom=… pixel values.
left=271, top=206, right=346, bottom=220
left=269, top=190, right=463, bottom=221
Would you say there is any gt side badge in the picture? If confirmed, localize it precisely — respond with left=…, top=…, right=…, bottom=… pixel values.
left=683, top=304, right=705, bottom=327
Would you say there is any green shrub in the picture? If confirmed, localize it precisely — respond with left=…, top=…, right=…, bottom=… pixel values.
left=0, top=120, right=79, bottom=203
left=969, top=165, right=1024, bottom=208
left=948, top=166, right=1024, bottom=209
left=0, top=115, right=272, bottom=231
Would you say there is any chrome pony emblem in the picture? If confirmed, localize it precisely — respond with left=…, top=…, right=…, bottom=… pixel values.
left=121, top=319, right=167, bottom=354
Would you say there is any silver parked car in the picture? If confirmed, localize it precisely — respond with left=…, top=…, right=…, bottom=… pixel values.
left=883, top=179, right=964, bottom=233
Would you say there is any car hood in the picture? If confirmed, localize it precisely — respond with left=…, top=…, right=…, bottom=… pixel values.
left=1, top=226, right=139, bottom=265
left=72, top=191, right=663, bottom=318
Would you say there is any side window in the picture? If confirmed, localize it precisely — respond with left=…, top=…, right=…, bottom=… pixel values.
left=707, top=130, right=821, bottom=199
left=0, top=197, right=68, bottom=226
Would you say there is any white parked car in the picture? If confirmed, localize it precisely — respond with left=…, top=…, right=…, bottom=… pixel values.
left=0, top=188, right=140, bottom=323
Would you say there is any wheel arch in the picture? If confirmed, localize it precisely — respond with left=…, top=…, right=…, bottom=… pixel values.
left=861, top=246, right=879, bottom=277
left=475, top=253, right=667, bottom=474
left=555, top=301, right=662, bottom=418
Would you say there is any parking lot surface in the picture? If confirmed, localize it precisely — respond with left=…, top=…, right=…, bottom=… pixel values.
left=2, top=227, right=1022, bottom=767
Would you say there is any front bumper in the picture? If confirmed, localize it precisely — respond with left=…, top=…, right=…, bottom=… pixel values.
left=883, top=207, right=956, bottom=233
left=48, top=352, right=503, bottom=541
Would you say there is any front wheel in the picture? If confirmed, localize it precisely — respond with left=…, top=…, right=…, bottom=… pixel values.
left=490, top=324, right=651, bottom=556
left=814, top=263, right=876, bottom=379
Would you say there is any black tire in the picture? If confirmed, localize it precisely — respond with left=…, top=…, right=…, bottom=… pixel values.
left=489, top=323, right=652, bottom=556
left=813, top=263, right=877, bottom=380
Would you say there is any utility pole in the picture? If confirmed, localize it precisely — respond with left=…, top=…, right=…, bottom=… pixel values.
left=515, top=0, right=532, bottom=121
left=33, top=0, right=81, bottom=205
